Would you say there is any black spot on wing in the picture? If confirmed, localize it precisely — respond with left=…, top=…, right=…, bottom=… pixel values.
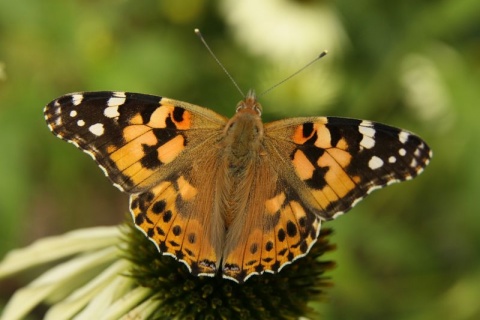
left=265, top=241, right=274, bottom=252
left=302, top=122, right=314, bottom=138
left=302, top=146, right=324, bottom=165
left=140, top=104, right=158, bottom=123
left=271, top=261, right=281, bottom=272
left=134, top=213, right=145, bottom=225
left=141, top=144, right=161, bottom=169
left=300, top=241, right=308, bottom=253
left=304, top=166, right=328, bottom=190
left=147, top=228, right=154, bottom=237
left=172, top=225, right=182, bottom=236
left=153, top=128, right=181, bottom=145
left=305, top=131, right=318, bottom=146
left=255, top=264, right=264, bottom=273
left=286, top=221, right=297, bottom=237
left=165, top=116, right=176, bottom=129
left=163, top=210, right=172, bottom=223
left=152, top=200, right=166, bottom=214
left=188, top=233, right=196, bottom=244
left=173, top=107, right=186, bottom=122
left=156, top=226, right=165, bottom=236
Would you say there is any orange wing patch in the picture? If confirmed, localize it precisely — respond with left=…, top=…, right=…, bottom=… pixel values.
left=130, top=175, right=218, bottom=277
left=290, top=121, right=358, bottom=212
left=222, top=188, right=321, bottom=283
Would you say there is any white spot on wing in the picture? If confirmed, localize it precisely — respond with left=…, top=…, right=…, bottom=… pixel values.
left=410, top=158, right=418, bottom=167
left=399, top=148, right=407, bottom=156
left=359, top=121, right=376, bottom=149
left=360, top=136, right=375, bottom=149
left=104, top=105, right=120, bottom=118
left=388, top=156, right=396, bottom=163
left=77, top=119, right=85, bottom=127
left=67, top=139, right=79, bottom=148
left=332, top=211, right=345, bottom=219
left=386, top=179, right=396, bottom=186
left=351, top=197, right=364, bottom=208
left=399, top=131, right=409, bottom=144
left=69, top=110, right=77, bottom=117
left=368, top=156, right=384, bottom=170
left=83, top=149, right=95, bottom=159
left=359, top=121, right=375, bottom=135
left=113, top=91, right=126, bottom=98
left=72, top=94, right=83, bottom=106
left=112, top=182, right=124, bottom=192
left=107, top=95, right=126, bottom=107
left=89, top=123, right=104, bottom=136
left=366, top=185, right=382, bottom=194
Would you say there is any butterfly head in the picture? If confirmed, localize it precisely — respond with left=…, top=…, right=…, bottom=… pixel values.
left=235, top=90, right=262, bottom=116
left=223, top=90, right=264, bottom=150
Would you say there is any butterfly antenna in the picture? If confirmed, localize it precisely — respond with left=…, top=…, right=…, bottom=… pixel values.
left=195, top=28, right=245, bottom=98
left=258, top=50, right=328, bottom=98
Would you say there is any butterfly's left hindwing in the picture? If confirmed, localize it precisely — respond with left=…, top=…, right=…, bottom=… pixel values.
left=44, top=91, right=227, bottom=193
left=265, top=117, right=432, bottom=219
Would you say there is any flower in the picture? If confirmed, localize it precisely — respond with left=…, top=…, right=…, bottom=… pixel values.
left=0, top=222, right=335, bottom=319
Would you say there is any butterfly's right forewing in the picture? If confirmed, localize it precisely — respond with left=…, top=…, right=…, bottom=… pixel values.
left=265, top=117, right=432, bottom=219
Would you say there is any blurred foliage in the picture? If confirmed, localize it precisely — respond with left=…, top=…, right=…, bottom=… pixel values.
left=0, top=0, right=479, bottom=319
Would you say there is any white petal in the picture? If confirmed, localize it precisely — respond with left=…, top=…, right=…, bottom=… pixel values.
left=102, top=286, right=153, bottom=319
left=1, top=247, right=118, bottom=320
left=120, top=297, right=162, bottom=320
left=0, top=227, right=121, bottom=278
left=44, top=260, right=130, bottom=320
left=74, top=272, right=136, bottom=319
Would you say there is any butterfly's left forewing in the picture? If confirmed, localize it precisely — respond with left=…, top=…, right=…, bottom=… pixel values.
left=44, top=91, right=227, bottom=193
left=265, top=117, right=432, bottom=220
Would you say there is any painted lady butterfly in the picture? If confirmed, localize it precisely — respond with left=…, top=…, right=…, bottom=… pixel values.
left=44, top=90, right=431, bottom=283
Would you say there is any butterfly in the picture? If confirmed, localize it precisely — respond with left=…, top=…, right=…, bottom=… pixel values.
left=44, top=90, right=431, bottom=283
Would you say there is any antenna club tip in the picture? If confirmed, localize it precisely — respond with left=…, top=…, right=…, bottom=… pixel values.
left=194, top=28, right=201, bottom=35
left=319, top=50, right=328, bottom=58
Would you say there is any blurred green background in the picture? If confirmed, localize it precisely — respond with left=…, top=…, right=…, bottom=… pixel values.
left=1, top=0, right=479, bottom=319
